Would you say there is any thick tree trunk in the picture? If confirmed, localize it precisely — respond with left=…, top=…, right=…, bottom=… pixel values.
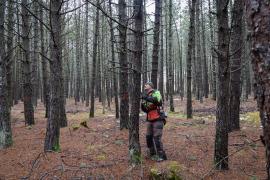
left=44, top=0, right=65, bottom=151
left=90, top=0, right=100, bottom=118
left=150, top=0, right=161, bottom=88
left=21, top=0, right=35, bottom=126
left=186, top=0, right=196, bottom=119
left=214, top=0, right=230, bottom=170
left=129, top=0, right=143, bottom=164
left=118, top=0, right=129, bottom=129
left=0, top=0, right=12, bottom=149
left=228, top=0, right=244, bottom=132
left=246, top=1, right=270, bottom=178
left=75, top=6, right=81, bottom=104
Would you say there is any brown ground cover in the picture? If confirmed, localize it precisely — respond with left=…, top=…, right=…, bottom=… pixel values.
left=0, top=98, right=266, bottom=179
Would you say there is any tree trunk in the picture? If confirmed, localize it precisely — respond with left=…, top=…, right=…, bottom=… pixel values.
left=208, top=0, right=216, bottom=100
left=90, top=0, right=100, bottom=118
left=21, top=0, right=35, bottom=126
left=129, top=0, right=143, bottom=164
left=118, top=0, right=129, bottom=129
left=75, top=5, right=81, bottom=104
left=195, top=0, right=203, bottom=103
left=158, top=0, right=164, bottom=99
left=214, top=0, right=230, bottom=170
left=85, top=1, right=90, bottom=107
left=151, top=0, right=161, bottom=88
left=0, top=0, right=12, bottom=149
left=109, top=0, right=119, bottom=119
left=6, top=0, right=14, bottom=108
left=228, top=0, right=244, bottom=132
left=40, top=2, right=50, bottom=118
left=246, top=1, right=270, bottom=178
left=44, top=0, right=65, bottom=151
left=201, top=0, right=209, bottom=99
left=168, top=0, right=174, bottom=112
left=186, top=0, right=196, bottom=119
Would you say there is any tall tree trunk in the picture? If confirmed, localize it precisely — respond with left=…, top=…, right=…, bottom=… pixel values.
left=109, top=0, right=119, bottom=119
left=118, top=0, right=129, bottom=129
left=32, top=0, right=39, bottom=107
left=85, top=1, right=90, bottom=107
left=187, top=0, right=196, bottom=119
left=0, top=0, right=12, bottom=149
left=44, top=0, right=65, bottom=151
left=214, top=0, right=230, bottom=170
left=90, top=0, right=100, bottom=118
left=158, top=0, right=164, bottom=98
left=228, top=0, right=244, bottom=132
left=142, top=0, right=148, bottom=88
left=195, top=0, right=203, bottom=103
left=21, top=0, right=35, bottom=126
left=168, top=0, right=174, bottom=112
left=40, top=2, right=50, bottom=118
left=6, top=0, right=14, bottom=107
left=201, top=0, right=209, bottom=99
left=129, top=0, right=143, bottom=164
left=246, top=1, right=270, bottom=178
left=208, top=0, right=216, bottom=100
left=151, top=0, right=161, bottom=88
left=75, top=6, right=81, bottom=104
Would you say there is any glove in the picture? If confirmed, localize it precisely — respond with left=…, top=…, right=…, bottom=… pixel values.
left=141, top=93, right=148, bottom=100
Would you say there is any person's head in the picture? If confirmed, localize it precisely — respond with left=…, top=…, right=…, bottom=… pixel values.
left=144, top=82, right=154, bottom=92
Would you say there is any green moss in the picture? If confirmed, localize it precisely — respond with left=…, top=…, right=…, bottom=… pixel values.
left=52, top=139, right=61, bottom=152
left=129, top=149, right=143, bottom=165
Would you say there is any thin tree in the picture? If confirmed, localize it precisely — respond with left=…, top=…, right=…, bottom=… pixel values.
left=21, top=0, right=35, bottom=125
left=0, top=0, right=13, bottom=149
left=84, top=1, right=90, bottom=107
left=186, top=0, right=196, bottom=119
left=214, top=0, right=230, bottom=170
left=246, top=1, right=270, bottom=178
left=109, top=0, right=120, bottom=119
left=90, top=0, right=100, bottom=118
left=151, top=0, right=161, bottom=88
left=168, top=0, right=174, bottom=112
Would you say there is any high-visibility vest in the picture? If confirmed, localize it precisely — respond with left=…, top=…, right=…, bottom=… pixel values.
left=145, top=90, right=161, bottom=121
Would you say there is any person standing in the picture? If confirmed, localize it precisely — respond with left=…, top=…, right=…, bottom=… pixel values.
left=141, top=82, right=167, bottom=161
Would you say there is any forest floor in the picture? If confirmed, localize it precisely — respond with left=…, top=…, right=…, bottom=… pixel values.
left=0, top=97, right=266, bottom=180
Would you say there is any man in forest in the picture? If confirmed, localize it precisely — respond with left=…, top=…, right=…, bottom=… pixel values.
left=141, top=82, right=167, bottom=161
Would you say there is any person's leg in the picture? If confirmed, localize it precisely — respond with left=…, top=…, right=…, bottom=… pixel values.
left=153, top=120, right=167, bottom=160
left=146, top=121, right=155, bottom=156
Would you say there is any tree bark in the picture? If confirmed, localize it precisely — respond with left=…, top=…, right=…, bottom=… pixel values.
left=246, top=1, right=270, bottom=178
left=44, top=0, right=65, bottom=151
left=0, top=0, right=12, bottom=149
left=90, top=0, right=100, bottom=118
left=21, top=0, right=35, bottom=126
left=168, top=0, right=174, bottom=112
left=129, top=0, right=143, bottom=164
left=109, top=0, right=119, bottom=119
left=214, top=0, right=230, bottom=170
left=85, top=1, right=90, bottom=107
left=228, top=0, right=244, bottom=132
left=118, top=0, right=129, bottom=129
left=151, top=0, right=161, bottom=88
left=186, top=0, right=196, bottom=119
